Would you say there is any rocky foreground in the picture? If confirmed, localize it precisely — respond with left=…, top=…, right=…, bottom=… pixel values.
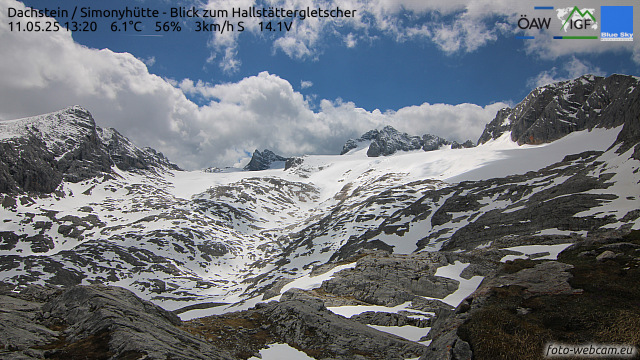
left=2, top=229, right=638, bottom=359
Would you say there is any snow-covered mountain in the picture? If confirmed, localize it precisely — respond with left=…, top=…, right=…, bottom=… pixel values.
left=340, top=125, right=473, bottom=157
left=478, top=74, right=640, bottom=150
left=1, top=74, right=639, bottom=359
left=0, top=106, right=179, bottom=194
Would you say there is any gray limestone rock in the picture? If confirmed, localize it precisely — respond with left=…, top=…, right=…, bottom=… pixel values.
left=0, top=106, right=180, bottom=194
left=321, top=253, right=458, bottom=307
left=350, top=311, right=431, bottom=328
left=596, top=250, right=616, bottom=261
left=0, top=284, right=233, bottom=360
left=422, top=134, right=450, bottom=151
left=487, top=261, right=577, bottom=298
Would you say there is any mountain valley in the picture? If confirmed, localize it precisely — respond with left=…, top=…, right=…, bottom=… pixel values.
left=1, top=74, right=639, bottom=359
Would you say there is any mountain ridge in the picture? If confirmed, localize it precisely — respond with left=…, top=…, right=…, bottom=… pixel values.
left=341, top=125, right=474, bottom=157
left=478, top=74, right=640, bottom=159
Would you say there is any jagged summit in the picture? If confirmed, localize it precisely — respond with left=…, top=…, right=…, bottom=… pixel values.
left=341, top=125, right=472, bottom=157
left=244, top=149, right=289, bottom=171
left=0, top=106, right=179, bottom=193
left=478, top=74, right=640, bottom=159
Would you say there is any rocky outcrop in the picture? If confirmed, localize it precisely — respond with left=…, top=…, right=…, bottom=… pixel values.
left=284, top=156, right=304, bottom=170
left=351, top=311, right=431, bottom=328
left=321, top=251, right=457, bottom=309
left=424, top=230, right=640, bottom=360
left=477, top=74, right=640, bottom=150
left=99, top=128, right=180, bottom=172
left=340, top=129, right=380, bottom=154
left=258, top=299, right=427, bottom=359
left=422, top=134, right=450, bottom=151
left=243, top=149, right=288, bottom=171
left=0, top=284, right=233, bottom=359
left=450, top=140, right=475, bottom=149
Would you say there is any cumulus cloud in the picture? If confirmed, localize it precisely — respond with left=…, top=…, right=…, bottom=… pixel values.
left=0, top=0, right=505, bottom=170
left=300, top=80, right=314, bottom=89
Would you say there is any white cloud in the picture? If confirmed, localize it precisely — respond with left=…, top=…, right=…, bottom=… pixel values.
left=137, top=56, right=156, bottom=67
left=390, top=102, right=506, bottom=142
left=220, top=47, right=242, bottom=73
left=300, top=80, right=314, bottom=89
left=528, top=57, right=606, bottom=88
left=344, top=33, right=358, bottom=48
left=0, top=0, right=516, bottom=170
left=201, top=0, right=521, bottom=64
left=197, top=0, right=639, bottom=71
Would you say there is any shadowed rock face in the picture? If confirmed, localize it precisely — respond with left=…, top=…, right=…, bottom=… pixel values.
left=0, top=106, right=180, bottom=194
left=244, top=149, right=288, bottom=171
left=477, top=74, right=640, bottom=156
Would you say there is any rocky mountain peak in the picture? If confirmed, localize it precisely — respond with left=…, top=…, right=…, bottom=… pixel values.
left=341, top=126, right=471, bottom=157
left=0, top=106, right=180, bottom=194
left=478, top=74, right=640, bottom=156
left=367, top=126, right=424, bottom=157
left=244, top=149, right=289, bottom=171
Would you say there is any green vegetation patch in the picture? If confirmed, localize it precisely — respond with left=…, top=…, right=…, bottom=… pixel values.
left=458, top=231, right=640, bottom=360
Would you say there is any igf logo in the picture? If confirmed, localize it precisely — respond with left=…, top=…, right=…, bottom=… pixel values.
left=557, top=6, right=597, bottom=31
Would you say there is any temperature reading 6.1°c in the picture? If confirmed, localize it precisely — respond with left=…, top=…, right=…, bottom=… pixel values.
left=258, top=21, right=293, bottom=32
left=111, top=21, right=142, bottom=32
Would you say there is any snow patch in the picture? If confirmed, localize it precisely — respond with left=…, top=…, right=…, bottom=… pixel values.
left=499, top=243, right=575, bottom=263
left=248, top=343, right=315, bottom=360
left=430, top=261, right=484, bottom=308
left=368, top=324, right=430, bottom=342
left=277, top=262, right=358, bottom=297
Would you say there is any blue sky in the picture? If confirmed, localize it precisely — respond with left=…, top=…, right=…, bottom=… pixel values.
left=1, top=0, right=639, bottom=168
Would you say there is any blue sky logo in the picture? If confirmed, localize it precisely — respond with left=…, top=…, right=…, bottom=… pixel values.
left=601, top=6, right=634, bottom=41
